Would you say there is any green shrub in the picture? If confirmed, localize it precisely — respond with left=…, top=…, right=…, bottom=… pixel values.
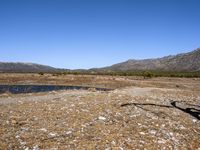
left=143, top=71, right=154, bottom=79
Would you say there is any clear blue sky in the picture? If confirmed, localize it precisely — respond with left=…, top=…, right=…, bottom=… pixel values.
left=0, top=0, right=200, bottom=69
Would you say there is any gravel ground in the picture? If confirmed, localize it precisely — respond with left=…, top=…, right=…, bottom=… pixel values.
left=0, top=74, right=200, bottom=149
left=0, top=86, right=200, bottom=150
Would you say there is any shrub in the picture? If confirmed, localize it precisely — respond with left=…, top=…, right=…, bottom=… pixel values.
left=143, top=71, right=154, bottom=79
left=38, top=72, right=44, bottom=75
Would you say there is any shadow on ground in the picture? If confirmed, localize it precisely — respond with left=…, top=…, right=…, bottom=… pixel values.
left=121, top=101, right=200, bottom=120
left=171, top=101, right=200, bottom=120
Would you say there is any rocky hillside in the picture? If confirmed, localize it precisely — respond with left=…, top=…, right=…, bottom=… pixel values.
left=101, top=48, right=200, bottom=72
left=0, top=62, right=58, bottom=73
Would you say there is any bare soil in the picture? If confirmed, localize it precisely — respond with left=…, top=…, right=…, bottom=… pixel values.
left=0, top=73, right=200, bottom=150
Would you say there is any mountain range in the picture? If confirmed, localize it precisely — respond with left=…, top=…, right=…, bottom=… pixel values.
left=99, top=48, right=200, bottom=72
left=0, top=48, right=200, bottom=73
left=0, top=62, right=58, bottom=73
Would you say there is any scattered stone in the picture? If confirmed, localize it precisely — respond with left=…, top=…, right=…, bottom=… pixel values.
left=149, top=130, right=156, bottom=135
left=139, top=132, right=145, bottom=135
left=39, top=128, right=47, bottom=132
left=65, top=131, right=72, bottom=135
left=33, top=145, right=40, bottom=150
left=158, top=139, right=166, bottom=144
left=48, top=132, right=58, bottom=138
left=11, top=119, right=18, bottom=125
left=98, top=116, right=106, bottom=121
left=192, top=119, right=198, bottom=123
left=0, top=76, right=199, bottom=149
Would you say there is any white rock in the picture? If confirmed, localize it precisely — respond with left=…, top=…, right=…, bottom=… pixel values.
left=140, top=140, right=145, bottom=144
left=169, top=132, right=173, bottom=136
left=65, top=131, right=72, bottom=135
left=33, top=145, right=40, bottom=150
left=48, top=132, right=58, bottom=138
left=119, top=147, right=124, bottom=150
left=15, top=135, right=20, bottom=139
left=149, top=130, right=156, bottom=135
left=158, top=139, right=166, bottom=144
left=39, top=128, right=47, bottom=132
left=192, top=119, right=197, bottom=123
left=111, top=141, right=116, bottom=145
left=98, top=116, right=106, bottom=121
left=139, top=132, right=145, bottom=135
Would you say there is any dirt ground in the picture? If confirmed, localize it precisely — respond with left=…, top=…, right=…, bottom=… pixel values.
left=0, top=73, right=200, bottom=150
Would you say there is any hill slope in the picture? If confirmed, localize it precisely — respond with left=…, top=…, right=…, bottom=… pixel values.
left=0, top=62, right=58, bottom=73
left=100, top=48, right=200, bottom=72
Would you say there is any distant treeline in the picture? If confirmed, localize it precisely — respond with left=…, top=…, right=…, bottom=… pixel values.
left=2, top=70, right=199, bottom=78
left=47, top=70, right=200, bottom=78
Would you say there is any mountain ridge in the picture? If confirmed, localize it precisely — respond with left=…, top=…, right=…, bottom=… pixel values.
left=98, top=48, right=200, bottom=72
left=0, top=48, right=200, bottom=73
left=0, top=62, right=58, bottom=73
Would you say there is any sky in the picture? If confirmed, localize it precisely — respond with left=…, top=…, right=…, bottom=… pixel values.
left=0, top=0, right=200, bottom=69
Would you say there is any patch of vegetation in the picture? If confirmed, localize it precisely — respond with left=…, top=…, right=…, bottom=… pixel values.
left=38, top=72, right=44, bottom=75
left=143, top=71, right=154, bottom=79
left=59, top=70, right=200, bottom=78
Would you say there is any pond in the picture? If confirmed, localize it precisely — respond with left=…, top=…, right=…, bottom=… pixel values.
left=0, top=85, right=111, bottom=94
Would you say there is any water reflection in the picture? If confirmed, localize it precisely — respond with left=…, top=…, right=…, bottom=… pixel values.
left=0, top=85, right=110, bottom=94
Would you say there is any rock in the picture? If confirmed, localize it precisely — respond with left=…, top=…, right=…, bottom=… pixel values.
left=48, top=132, right=58, bottom=138
left=39, top=128, right=47, bottom=132
left=149, top=130, right=156, bottom=135
left=65, top=131, right=72, bottom=135
left=139, top=132, right=145, bottom=135
left=192, top=119, right=197, bottom=123
left=33, top=145, right=40, bottom=150
left=158, top=139, right=166, bottom=144
left=11, top=119, right=18, bottom=125
left=98, top=116, right=106, bottom=121
left=111, top=141, right=116, bottom=145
